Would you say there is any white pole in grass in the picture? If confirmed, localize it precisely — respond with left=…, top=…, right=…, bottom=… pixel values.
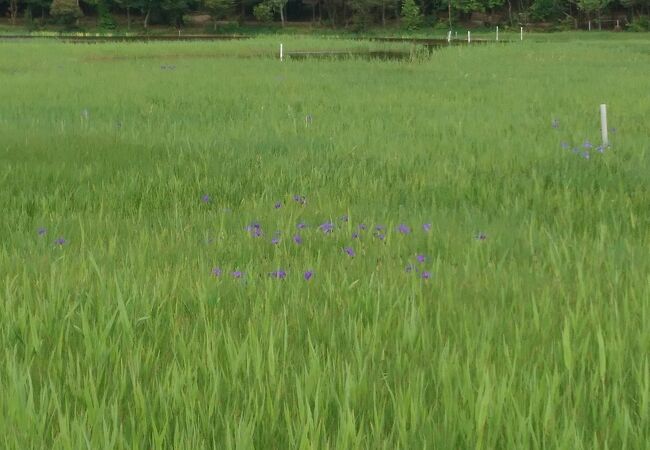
left=280, top=43, right=283, bottom=61
left=496, top=26, right=499, bottom=41
left=447, top=30, right=451, bottom=43
left=467, top=30, right=471, bottom=43
left=616, top=19, right=620, bottom=28
left=588, top=21, right=591, bottom=31
left=600, top=104, right=609, bottom=147
left=520, top=27, right=523, bottom=41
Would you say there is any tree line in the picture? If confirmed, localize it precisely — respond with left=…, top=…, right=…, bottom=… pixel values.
left=1, top=0, right=649, bottom=30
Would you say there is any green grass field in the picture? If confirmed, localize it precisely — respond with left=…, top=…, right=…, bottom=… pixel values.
left=1, top=35, right=649, bottom=448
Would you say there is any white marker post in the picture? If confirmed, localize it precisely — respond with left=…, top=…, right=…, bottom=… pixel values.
left=496, top=26, right=499, bottom=41
left=467, top=31, right=471, bottom=43
left=600, top=104, right=608, bottom=147
left=280, top=43, right=284, bottom=62
left=520, top=27, right=523, bottom=41
left=588, top=21, right=591, bottom=31
left=447, top=30, right=451, bottom=43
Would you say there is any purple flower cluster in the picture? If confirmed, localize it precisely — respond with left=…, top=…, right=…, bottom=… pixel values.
left=217, top=200, right=443, bottom=283
left=212, top=267, right=314, bottom=281
left=404, top=253, right=432, bottom=280
left=319, top=222, right=334, bottom=234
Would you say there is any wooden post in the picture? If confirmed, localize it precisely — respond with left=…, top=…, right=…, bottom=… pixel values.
left=600, top=104, right=608, bottom=147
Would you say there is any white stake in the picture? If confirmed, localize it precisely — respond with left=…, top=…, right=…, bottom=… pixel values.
left=616, top=19, right=620, bottom=28
left=447, top=30, right=451, bottom=43
left=588, top=21, right=591, bottom=31
left=496, top=26, right=499, bottom=41
left=467, top=31, right=471, bottom=43
left=600, top=104, right=608, bottom=147
left=280, top=43, right=283, bottom=61
left=520, top=27, right=523, bottom=41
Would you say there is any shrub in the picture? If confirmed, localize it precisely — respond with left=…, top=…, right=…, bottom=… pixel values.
left=253, top=2, right=273, bottom=23
left=627, top=16, right=649, bottom=32
left=50, top=0, right=83, bottom=27
left=401, top=0, right=423, bottom=30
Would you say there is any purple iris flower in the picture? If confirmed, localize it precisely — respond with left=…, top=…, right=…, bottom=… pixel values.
left=596, top=145, right=605, bottom=153
left=201, top=194, right=211, bottom=203
left=211, top=267, right=222, bottom=277
left=551, top=119, right=559, bottom=129
left=293, top=234, right=302, bottom=245
left=561, top=142, right=569, bottom=150
left=358, top=224, right=367, bottom=230
left=398, top=224, right=411, bottom=234
left=304, top=270, right=314, bottom=281
left=271, top=237, right=280, bottom=245
left=416, top=254, right=425, bottom=263
left=375, top=233, right=385, bottom=240
left=375, top=225, right=385, bottom=231
left=246, top=222, right=263, bottom=237
left=340, top=215, right=349, bottom=222
left=54, top=237, right=67, bottom=245
left=274, top=201, right=282, bottom=209
left=269, top=270, right=287, bottom=279
left=421, top=271, right=432, bottom=279
left=583, top=140, right=593, bottom=149
left=319, top=222, right=334, bottom=234
left=351, top=232, right=359, bottom=239
left=297, top=222, right=307, bottom=229
left=475, top=232, right=487, bottom=241
left=582, top=151, right=590, bottom=160
left=231, top=271, right=243, bottom=278
left=344, top=247, right=355, bottom=257
left=37, top=227, right=47, bottom=236
left=293, top=195, right=306, bottom=205
left=423, top=223, right=432, bottom=232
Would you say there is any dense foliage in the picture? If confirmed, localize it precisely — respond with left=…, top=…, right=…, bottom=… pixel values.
left=1, top=0, right=649, bottom=29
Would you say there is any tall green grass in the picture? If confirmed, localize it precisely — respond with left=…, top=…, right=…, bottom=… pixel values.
left=0, top=35, right=648, bottom=448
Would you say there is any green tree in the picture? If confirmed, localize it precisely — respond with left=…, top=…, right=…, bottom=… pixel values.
left=268, top=0, right=287, bottom=25
left=161, top=0, right=193, bottom=27
left=50, top=0, right=83, bottom=26
left=204, top=0, right=234, bottom=28
left=5, top=0, right=20, bottom=24
left=114, top=0, right=141, bottom=29
left=252, top=0, right=272, bottom=20
left=25, top=0, right=53, bottom=23
left=401, top=0, right=422, bottom=28
left=576, top=0, right=610, bottom=24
